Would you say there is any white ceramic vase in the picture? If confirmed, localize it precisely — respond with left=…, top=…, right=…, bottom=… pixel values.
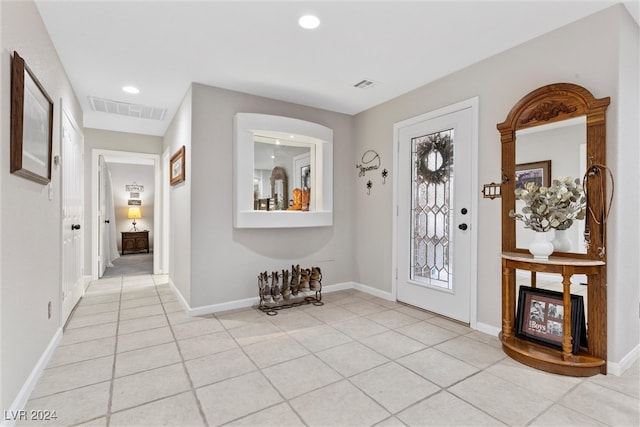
left=552, top=229, right=572, bottom=252
left=529, top=231, right=554, bottom=260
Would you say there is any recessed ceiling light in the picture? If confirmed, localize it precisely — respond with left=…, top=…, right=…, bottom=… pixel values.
left=299, top=15, right=320, bottom=29
left=122, top=86, right=140, bottom=94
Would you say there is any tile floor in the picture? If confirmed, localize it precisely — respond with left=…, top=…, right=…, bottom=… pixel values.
left=19, top=274, right=639, bottom=426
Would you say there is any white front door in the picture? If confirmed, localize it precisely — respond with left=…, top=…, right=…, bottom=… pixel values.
left=61, top=106, right=84, bottom=323
left=394, top=99, right=478, bottom=324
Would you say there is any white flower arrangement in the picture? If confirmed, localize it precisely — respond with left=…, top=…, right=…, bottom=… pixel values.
left=509, top=177, right=586, bottom=232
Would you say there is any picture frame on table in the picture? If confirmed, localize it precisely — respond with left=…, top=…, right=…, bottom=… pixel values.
left=170, top=146, right=186, bottom=186
left=515, top=160, right=551, bottom=189
left=10, top=51, right=54, bottom=185
left=515, top=285, right=586, bottom=354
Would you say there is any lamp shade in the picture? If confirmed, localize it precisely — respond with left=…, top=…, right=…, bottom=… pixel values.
left=127, top=207, right=142, bottom=219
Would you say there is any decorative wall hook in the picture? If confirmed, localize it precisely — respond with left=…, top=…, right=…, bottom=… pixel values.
left=381, top=168, right=388, bottom=184
left=366, top=180, right=372, bottom=195
left=501, top=169, right=510, bottom=183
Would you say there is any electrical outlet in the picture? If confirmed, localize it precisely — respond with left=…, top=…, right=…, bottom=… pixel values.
left=48, top=301, right=52, bottom=319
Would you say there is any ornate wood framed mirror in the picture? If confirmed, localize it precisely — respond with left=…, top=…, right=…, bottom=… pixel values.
left=497, top=83, right=610, bottom=260
left=497, top=83, right=611, bottom=376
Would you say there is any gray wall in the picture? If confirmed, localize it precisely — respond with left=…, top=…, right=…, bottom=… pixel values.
left=0, top=0, right=83, bottom=413
left=352, top=4, right=639, bottom=364
left=163, top=87, right=193, bottom=304
left=166, top=84, right=355, bottom=308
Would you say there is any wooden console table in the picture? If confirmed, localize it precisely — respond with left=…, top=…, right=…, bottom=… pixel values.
left=121, top=231, right=149, bottom=255
left=500, top=252, right=606, bottom=376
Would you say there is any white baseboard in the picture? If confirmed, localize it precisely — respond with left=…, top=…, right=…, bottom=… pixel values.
left=607, top=343, right=640, bottom=376
left=190, top=295, right=260, bottom=317
left=475, top=321, right=501, bottom=338
left=2, top=328, right=63, bottom=427
left=173, top=282, right=361, bottom=316
left=167, top=277, right=191, bottom=313
left=351, top=282, right=395, bottom=301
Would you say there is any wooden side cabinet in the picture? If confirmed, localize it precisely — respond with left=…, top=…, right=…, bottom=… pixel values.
left=500, top=252, right=606, bottom=376
left=121, top=231, right=150, bottom=255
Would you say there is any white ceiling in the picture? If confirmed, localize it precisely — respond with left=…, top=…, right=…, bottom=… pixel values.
left=35, top=1, right=635, bottom=137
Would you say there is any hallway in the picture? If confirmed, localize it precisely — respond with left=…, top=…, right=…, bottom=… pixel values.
left=101, top=253, right=153, bottom=279
left=19, top=276, right=639, bottom=426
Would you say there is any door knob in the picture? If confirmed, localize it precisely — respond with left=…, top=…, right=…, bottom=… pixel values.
left=458, top=223, right=468, bottom=231
left=71, top=224, right=81, bottom=230
left=104, top=220, right=110, bottom=224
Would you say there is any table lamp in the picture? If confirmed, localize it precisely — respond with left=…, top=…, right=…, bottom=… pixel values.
left=127, top=207, right=142, bottom=231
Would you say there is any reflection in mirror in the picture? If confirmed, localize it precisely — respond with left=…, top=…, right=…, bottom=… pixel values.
left=253, top=136, right=313, bottom=210
left=515, top=116, right=587, bottom=254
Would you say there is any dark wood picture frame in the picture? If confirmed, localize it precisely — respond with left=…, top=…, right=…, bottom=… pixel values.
left=515, top=160, right=551, bottom=189
left=516, top=286, right=586, bottom=355
left=10, top=51, right=54, bottom=185
left=170, top=146, right=186, bottom=186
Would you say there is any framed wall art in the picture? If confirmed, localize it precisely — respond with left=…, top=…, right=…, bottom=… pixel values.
left=515, top=160, right=551, bottom=189
left=170, top=145, right=186, bottom=186
left=10, top=51, right=54, bottom=185
left=515, top=286, right=586, bottom=354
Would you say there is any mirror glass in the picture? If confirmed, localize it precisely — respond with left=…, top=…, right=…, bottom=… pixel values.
left=254, top=136, right=313, bottom=210
left=515, top=116, right=587, bottom=254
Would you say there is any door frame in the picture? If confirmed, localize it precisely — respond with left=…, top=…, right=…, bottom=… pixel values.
left=91, top=149, right=162, bottom=280
left=392, top=97, right=479, bottom=328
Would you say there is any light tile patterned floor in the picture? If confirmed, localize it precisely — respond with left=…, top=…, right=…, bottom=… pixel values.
left=19, top=274, right=639, bottom=426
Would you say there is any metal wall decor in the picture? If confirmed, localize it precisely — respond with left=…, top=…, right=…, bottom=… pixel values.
left=356, top=149, right=388, bottom=195
left=125, top=184, right=144, bottom=192
left=482, top=182, right=502, bottom=199
left=415, top=133, right=453, bottom=185
left=356, top=150, right=380, bottom=177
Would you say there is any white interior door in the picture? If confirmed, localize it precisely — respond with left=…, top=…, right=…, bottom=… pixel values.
left=97, top=155, right=107, bottom=278
left=61, top=106, right=84, bottom=323
left=394, top=100, right=477, bottom=324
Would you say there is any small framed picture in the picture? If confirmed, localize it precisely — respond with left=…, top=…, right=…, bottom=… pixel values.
left=170, top=146, right=186, bottom=186
left=128, top=199, right=141, bottom=206
left=515, top=286, right=586, bottom=354
left=515, top=160, right=551, bottom=189
left=10, top=51, right=54, bottom=185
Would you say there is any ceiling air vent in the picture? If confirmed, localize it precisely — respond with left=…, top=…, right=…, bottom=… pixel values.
left=89, top=97, right=167, bottom=121
left=353, top=79, right=377, bottom=89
